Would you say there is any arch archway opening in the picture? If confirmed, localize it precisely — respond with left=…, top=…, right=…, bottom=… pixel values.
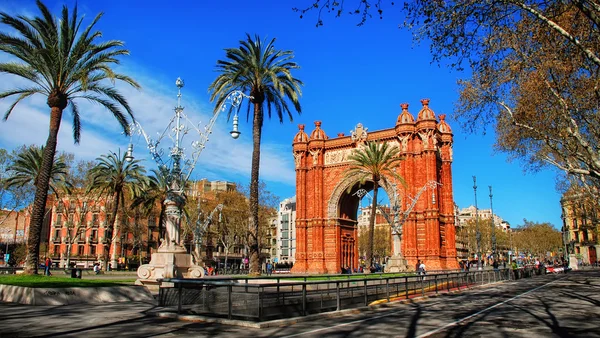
left=337, top=181, right=393, bottom=272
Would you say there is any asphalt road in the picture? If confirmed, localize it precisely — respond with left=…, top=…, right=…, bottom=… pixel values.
left=1, top=270, right=598, bottom=337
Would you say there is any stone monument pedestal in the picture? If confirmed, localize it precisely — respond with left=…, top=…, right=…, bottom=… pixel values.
left=136, top=243, right=205, bottom=290
left=385, top=255, right=410, bottom=273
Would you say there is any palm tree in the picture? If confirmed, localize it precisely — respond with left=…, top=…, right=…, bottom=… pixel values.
left=0, top=1, right=140, bottom=273
left=88, top=151, right=145, bottom=271
left=209, top=34, right=302, bottom=275
left=5, top=145, right=71, bottom=197
left=131, top=169, right=169, bottom=242
left=346, top=142, right=404, bottom=269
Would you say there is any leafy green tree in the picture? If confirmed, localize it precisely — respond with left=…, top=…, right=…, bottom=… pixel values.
left=345, top=141, right=403, bottom=268
left=209, top=34, right=302, bottom=275
left=88, top=151, right=145, bottom=270
left=513, top=220, right=562, bottom=258
left=214, top=190, right=248, bottom=271
left=297, top=1, right=600, bottom=190
left=131, top=169, right=169, bottom=241
left=0, top=1, right=140, bottom=273
left=358, top=224, right=391, bottom=265
left=0, top=148, right=32, bottom=227
left=5, top=146, right=71, bottom=197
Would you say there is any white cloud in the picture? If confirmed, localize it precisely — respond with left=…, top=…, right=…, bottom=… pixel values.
left=0, top=62, right=296, bottom=188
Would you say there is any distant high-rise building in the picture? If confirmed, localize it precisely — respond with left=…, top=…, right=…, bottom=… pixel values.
left=456, top=205, right=511, bottom=232
left=274, top=196, right=296, bottom=264
left=186, top=179, right=236, bottom=198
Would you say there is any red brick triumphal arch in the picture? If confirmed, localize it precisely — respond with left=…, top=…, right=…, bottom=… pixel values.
left=291, top=99, right=459, bottom=274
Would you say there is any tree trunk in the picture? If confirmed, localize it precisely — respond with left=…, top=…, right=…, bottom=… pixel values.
left=65, top=237, right=72, bottom=269
left=224, top=246, right=229, bottom=273
left=107, top=190, right=121, bottom=271
left=249, top=102, right=263, bottom=275
left=25, top=106, right=63, bottom=274
left=367, top=181, right=379, bottom=269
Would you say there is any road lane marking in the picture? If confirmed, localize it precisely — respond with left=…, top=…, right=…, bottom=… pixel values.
left=415, top=276, right=567, bottom=338
left=279, top=301, right=444, bottom=338
left=279, top=276, right=565, bottom=338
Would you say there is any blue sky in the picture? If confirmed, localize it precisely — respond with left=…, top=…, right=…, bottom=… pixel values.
left=0, top=0, right=562, bottom=228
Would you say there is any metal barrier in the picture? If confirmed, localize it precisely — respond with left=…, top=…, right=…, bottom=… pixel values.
left=158, top=267, right=538, bottom=322
left=0, top=267, right=23, bottom=274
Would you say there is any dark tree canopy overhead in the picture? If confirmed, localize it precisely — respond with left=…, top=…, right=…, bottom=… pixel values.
left=295, top=1, right=600, bottom=192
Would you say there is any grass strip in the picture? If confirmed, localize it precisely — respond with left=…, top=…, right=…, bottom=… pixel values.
left=0, top=274, right=136, bottom=288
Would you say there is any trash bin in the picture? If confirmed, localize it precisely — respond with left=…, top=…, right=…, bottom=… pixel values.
left=70, top=268, right=82, bottom=279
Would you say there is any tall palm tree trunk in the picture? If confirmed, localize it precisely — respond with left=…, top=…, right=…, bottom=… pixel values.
left=107, top=190, right=121, bottom=271
left=249, top=102, right=263, bottom=275
left=25, top=107, right=63, bottom=274
left=367, top=181, right=379, bottom=269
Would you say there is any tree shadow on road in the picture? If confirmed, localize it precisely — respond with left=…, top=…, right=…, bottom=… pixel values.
left=405, top=303, right=422, bottom=338
left=509, top=296, right=573, bottom=338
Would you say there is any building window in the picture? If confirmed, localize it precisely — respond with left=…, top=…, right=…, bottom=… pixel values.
left=92, top=230, right=98, bottom=240
left=56, top=214, right=62, bottom=225
left=92, top=213, right=99, bottom=225
left=78, top=245, right=84, bottom=256
left=90, top=245, right=96, bottom=255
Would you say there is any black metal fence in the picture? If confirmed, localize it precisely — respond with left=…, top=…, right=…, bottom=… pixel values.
left=158, top=267, right=536, bottom=322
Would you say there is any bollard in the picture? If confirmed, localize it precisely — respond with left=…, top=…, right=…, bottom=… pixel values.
left=336, top=281, right=341, bottom=311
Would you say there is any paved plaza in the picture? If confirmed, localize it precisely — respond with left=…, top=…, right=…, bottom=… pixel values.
left=0, top=270, right=599, bottom=337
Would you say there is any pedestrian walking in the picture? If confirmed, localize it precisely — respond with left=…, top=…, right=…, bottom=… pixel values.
left=418, top=260, right=426, bottom=275
left=266, top=261, right=272, bottom=276
left=44, top=257, right=52, bottom=276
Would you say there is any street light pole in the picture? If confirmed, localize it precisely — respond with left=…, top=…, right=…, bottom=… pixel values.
left=473, top=176, right=482, bottom=270
left=489, top=185, right=497, bottom=262
left=129, top=78, right=249, bottom=282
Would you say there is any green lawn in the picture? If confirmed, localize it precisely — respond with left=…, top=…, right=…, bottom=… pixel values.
left=0, top=274, right=136, bottom=288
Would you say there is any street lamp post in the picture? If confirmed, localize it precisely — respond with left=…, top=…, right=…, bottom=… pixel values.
left=130, top=78, right=249, bottom=283
left=473, top=176, right=482, bottom=270
left=489, top=185, right=497, bottom=262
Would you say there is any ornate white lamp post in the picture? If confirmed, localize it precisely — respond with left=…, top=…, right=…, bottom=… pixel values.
left=128, top=78, right=249, bottom=285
